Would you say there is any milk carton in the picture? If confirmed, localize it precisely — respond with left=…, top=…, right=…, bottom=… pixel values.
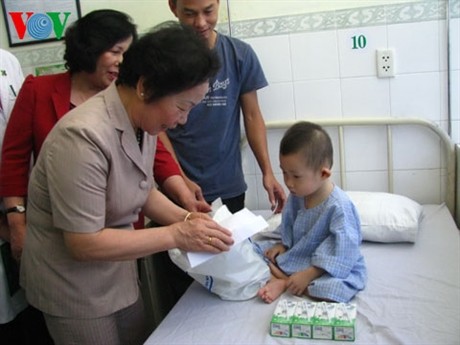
left=333, top=303, right=357, bottom=341
left=291, top=300, right=316, bottom=339
left=270, top=299, right=296, bottom=338
left=311, top=302, right=336, bottom=340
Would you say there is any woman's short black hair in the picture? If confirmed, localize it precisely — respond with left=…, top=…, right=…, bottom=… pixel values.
left=116, top=21, right=220, bottom=102
left=64, top=9, right=137, bottom=73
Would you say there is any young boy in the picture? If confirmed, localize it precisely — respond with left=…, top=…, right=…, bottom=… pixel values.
left=258, top=121, right=367, bottom=303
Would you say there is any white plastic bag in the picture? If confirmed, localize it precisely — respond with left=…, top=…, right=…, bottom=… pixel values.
left=169, top=238, right=270, bottom=301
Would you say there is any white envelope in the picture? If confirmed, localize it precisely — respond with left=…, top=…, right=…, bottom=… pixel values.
left=187, top=204, right=268, bottom=268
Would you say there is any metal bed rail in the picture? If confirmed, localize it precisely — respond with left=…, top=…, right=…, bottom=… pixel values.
left=260, top=117, right=456, bottom=218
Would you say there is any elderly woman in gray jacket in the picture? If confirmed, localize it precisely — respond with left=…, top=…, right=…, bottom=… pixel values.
left=20, top=22, right=233, bottom=345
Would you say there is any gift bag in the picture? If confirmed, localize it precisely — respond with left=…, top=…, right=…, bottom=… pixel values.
left=169, top=238, right=270, bottom=301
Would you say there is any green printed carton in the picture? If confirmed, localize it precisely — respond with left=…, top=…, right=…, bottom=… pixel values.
left=333, top=303, right=357, bottom=341
left=269, top=300, right=357, bottom=341
left=291, top=300, right=316, bottom=339
left=311, top=302, right=336, bottom=340
left=270, top=299, right=296, bottom=338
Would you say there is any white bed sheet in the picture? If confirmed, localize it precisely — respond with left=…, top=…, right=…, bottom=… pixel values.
left=145, top=204, right=460, bottom=345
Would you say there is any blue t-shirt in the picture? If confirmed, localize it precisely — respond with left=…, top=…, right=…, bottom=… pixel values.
left=167, top=32, right=268, bottom=202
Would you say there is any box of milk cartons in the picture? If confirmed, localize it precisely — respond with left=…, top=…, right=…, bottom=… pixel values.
left=269, top=300, right=358, bottom=341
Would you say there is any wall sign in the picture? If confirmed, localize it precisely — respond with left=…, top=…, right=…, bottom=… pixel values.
left=351, top=35, right=367, bottom=49
left=1, top=0, right=81, bottom=47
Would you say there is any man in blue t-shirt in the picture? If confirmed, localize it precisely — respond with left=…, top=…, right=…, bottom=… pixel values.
left=160, top=0, right=286, bottom=214
left=148, top=0, right=287, bottom=322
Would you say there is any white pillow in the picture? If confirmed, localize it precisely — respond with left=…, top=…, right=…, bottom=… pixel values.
left=346, top=191, right=423, bottom=243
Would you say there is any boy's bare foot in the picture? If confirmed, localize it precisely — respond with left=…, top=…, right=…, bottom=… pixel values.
left=257, top=278, right=286, bottom=303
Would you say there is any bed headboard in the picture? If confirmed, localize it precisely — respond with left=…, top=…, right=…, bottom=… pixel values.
left=249, top=117, right=456, bottom=219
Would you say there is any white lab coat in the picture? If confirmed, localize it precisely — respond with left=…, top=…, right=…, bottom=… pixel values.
left=0, top=49, right=24, bottom=156
left=0, top=48, right=27, bottom=324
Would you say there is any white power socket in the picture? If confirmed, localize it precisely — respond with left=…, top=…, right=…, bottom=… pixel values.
left=376, top=49, right=395, bottom=78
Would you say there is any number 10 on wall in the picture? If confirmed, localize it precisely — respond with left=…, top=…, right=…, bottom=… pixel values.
left=351, top=35, right=367, bottom=49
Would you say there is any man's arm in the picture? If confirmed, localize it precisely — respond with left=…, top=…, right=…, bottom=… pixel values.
left=240, top=90, right=286, bottom=213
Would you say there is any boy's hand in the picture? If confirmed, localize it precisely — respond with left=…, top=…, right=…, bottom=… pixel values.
left=264, top=243, right=286, bottom=263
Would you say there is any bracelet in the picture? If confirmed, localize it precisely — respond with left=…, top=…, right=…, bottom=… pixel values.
left=184, top=212, right=192, bottom=222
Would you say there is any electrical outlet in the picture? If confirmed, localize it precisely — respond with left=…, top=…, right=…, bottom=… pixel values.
left=376, top=49, right=395, bottom=78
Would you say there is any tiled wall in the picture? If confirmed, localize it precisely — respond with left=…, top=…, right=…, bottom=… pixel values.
left=221, top=0, right=460, bottom=210
left=4, top=0, right=458, bottom=211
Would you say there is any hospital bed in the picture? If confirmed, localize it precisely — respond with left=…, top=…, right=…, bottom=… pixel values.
left=144, top=117, right=459, bottom=345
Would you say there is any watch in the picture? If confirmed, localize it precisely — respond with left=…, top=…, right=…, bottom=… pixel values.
left=5, top=205, right=26, bottom=214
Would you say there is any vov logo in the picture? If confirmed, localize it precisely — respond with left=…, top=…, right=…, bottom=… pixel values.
left=8, top=11, right=71, bottom=40
left=2, top=1, right=80, bottom=46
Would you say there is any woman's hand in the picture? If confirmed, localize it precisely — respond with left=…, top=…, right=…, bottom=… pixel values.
left=184, top=211, right=212, bottom=221
left=172, top=217, right=233, bottom=253
left=62, top=212, right=232, bottom=262
left=183, top=176, right=211, bottom=211
left=160, top=175, right=212, bottom=213
left=7, top=213, right=27, bottom=261
left=180, top=193, right=211, bottom=213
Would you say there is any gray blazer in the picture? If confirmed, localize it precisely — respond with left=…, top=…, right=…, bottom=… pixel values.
left=21, top=83, right=157, bottom=318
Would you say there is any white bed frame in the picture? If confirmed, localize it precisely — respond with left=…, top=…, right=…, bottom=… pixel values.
left=143, top=117, right=459, bottom=344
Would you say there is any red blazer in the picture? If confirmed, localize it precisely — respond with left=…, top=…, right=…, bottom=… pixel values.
left=0, top=72, right=180, bottom=197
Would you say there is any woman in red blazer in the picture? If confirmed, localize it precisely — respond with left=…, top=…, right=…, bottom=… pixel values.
left=0, top=10, right=140, bottom=261
left=1, top=10, right=210, bottom=262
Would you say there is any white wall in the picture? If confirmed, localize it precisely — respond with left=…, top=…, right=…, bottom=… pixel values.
left=233, top=1, right=459, bottom=210
left=1, top=0, right=457, bottom=210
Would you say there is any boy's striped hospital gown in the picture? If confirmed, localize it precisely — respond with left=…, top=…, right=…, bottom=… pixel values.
left=276, top=186, right=367, bottom=302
